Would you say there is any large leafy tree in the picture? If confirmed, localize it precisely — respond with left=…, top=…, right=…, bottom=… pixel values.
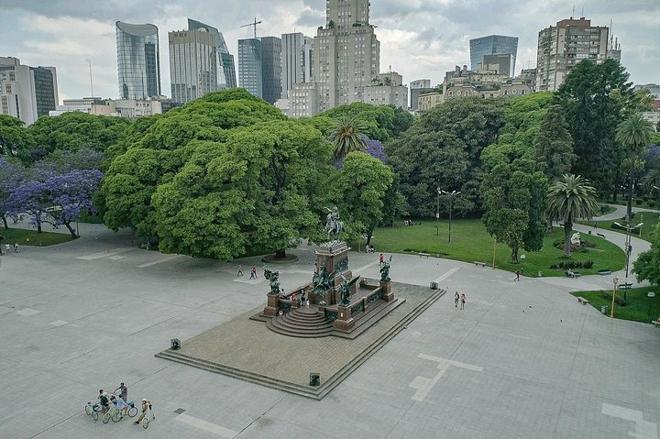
left=535, top=104, right=576, bottom=181
left=0, top=115, right=34, bottom=162
left=633, top=223, right=660, bottom=288
left=0, top=157, right=25, bottom=229
left=554, top=59, right=635, bottom=197
left=334, top=151, right=393, bottom=246
left=388, top=97, right=506, bottom=217
left=329, top=115, right=366, bottom=162
left=317, top=102, right=413, bottom=141
left=546, top=174, right=600, bottom=256
left=615, top=112, right=654, bottom=221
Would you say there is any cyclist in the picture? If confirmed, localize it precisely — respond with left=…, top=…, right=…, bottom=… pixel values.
left=134, top=399, right=153, bottom=425
left=98, top=390, right=110, bottom=413
left=111, top=394, right=129, bottom=416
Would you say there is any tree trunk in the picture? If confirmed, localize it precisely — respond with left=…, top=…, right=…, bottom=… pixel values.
left=275, top=249, right=286, bottom=259
left=564, top=221, right=573, bottom=257
left=510, top=247, right=519, bottom=263
left=1, top=215, right=7, bottom=230
left=64, top=222, right=77, bottom=238
left=626, top=182, right=634, bottom=224
left=36, top=215, right=42, bottom=233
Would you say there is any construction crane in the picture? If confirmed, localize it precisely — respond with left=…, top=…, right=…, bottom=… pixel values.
left=240, top=17, right=263, bottom=39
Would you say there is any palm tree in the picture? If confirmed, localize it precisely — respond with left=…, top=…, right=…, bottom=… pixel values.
left=329, top=115, right=367, bottom=162
left=547, top=174, right=600, bottom=256
left=615, top=113, right=653, bottom=221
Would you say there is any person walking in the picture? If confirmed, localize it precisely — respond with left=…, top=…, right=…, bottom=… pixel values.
left=460, top=293, right=466, bottom=310
left=249, top=265, right=257, bottom=280
left=454, top=292, right=460, bottom=308
left=236, top=265, right=244, bottom=277
left=515, top=270, right=521, bottom=281
left=134, top=399, right=153, bottom=425
left=379, top=253, right=384, bottom=265
left=114, top=382, right=128, bottom=402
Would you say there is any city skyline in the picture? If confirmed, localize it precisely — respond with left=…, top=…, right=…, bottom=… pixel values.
left=1, top=0, right=659, bottom=101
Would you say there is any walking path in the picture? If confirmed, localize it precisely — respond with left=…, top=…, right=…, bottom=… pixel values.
left=593, top=203, right=659, bottom=222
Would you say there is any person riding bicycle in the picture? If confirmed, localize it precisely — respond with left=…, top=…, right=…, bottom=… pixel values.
left=134, top=399, right=153, bottom=425
left=98, top=390, right=110, bottom=412
left=110, top=394, right=129, bottom=416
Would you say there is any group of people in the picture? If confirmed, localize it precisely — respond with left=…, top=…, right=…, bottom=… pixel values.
left=97, top=383, right=153, bottom=426
left=1, top=243, right=19, bottom=254
left=454, top=292, right=467, bottom=310
left=236, top=264, right=259, bottom=279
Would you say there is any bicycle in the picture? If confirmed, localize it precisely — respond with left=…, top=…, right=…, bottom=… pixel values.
left=142, top=411, right=155, bottom=429
left=102, top=406, right=122, bottom=424
left=84, top=401, right=103, bottom=422
left=111, top=390, right=138, bottom=418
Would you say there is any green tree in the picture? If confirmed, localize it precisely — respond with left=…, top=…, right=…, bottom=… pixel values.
left=546, top=174, right=599, bottom=256
left=535, top=105, right=576, bottom=181
left=335, top=151, right=393, bottom=245
left=633, top=223, right=660, bottom=287
left=554, top=59, right=635, bottom=197
left=0, top=115, right=34, bottom=162
left=329, top=115, right=366, bottom=162
left=318, top=102, right=412, bottom=141
left=388, top=97, right=506, bottom=217
left=616, top=112, right=654, bottom=221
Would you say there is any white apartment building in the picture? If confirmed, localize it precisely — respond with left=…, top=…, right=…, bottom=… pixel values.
left=0, top=57, right=59, bottom=125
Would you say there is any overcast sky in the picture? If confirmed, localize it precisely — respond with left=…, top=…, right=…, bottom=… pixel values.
left=1, top=0, right=659, bottom=101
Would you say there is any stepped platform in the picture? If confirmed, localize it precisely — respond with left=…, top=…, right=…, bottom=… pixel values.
left=156, top=282, right=445, bottom=399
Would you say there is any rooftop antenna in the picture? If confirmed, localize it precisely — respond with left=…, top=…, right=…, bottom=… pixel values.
left=581, top=5, right=584, bottom=16
left=240, top=17, right=263, bottom=39
left=86, top=59, right=94, bottom=97
left=572, top=4, right=575, bottom=17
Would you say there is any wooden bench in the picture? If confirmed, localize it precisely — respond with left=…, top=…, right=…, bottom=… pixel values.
left=418, top=252, right=431, bottom=258
left=618, top=283, right=633, bottom=290
left=653, top=318, right=660, bottom=328
left=566, top=271, right=581, bottom=278
left=597, top=233, right=606, bottom=238
left=473, top=261, right=487, bottom=267
left=577, top=297, right=589, bottom=305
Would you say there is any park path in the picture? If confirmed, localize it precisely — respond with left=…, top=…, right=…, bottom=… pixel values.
left=593, top=203, right=660, bottom=221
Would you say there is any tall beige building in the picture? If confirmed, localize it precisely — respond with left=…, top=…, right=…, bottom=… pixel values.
left=313, top=0, right=380, bottom=111
left=536, top=17, right=618, bottom=91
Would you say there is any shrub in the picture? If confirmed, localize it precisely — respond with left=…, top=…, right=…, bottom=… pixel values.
left=549, top=260, right=594, bottom=270
left=599, top=292, right=626, bottom=306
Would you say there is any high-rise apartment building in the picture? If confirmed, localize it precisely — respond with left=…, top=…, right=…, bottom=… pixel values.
left=469, top=35, right=518, bottom=77
left=313, top=0, right=380, bottom=111
left=238, top=38, right=263, bottom=98
left=536, top=17, right=617, bottom=91
left=281, top=33, right=314, bottom=99
left=187, top=19, right=237, bottom=89
left=0, top=57, right=59, bottom=125
left=116, top=22, right=161, bottom=99
left=363, top=72, right=408, bottom=109
left=410, top=79, right=431, bottom=90
left=260, top=37, right=282, bottom=104
left=169, top=19, right=237, bottom=103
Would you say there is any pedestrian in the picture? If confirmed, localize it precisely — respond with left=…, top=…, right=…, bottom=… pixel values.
left=134, top=399, right=153, bottom=425
left=114, top=382, right=128, bottom=402
left=454, top=292, right=459, bottom=308
left=13, top=243, right=18, bottom=253
left=379, top=253, right=384, bottom=265
left=249, top=265, right=257, bottom=280
left=460, top=293, right=466, bottom=310
left=236, top=265, right=243, bottom=277
left=515, top=270, right=520, bottom=281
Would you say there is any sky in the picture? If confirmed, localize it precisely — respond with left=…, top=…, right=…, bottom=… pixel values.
left=1, top=0, right=659, bottom=102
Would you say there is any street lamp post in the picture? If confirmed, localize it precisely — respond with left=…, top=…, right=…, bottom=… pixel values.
left=436, top=187, right=440, bottom=236
left=648, top=292, right=656, bottom=323
left=440, top=190, right=460, bottom=243
left=611, top=277, right=618, bottom=318
left=613, top=221, right=643, bottom=285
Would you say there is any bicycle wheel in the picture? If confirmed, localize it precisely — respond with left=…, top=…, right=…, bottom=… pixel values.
left=91, top=411, right=99, bottom=422
left=84, top=404, right=92, bottom=416
left=111, top=410, right=122, bottom=423
left=128, top=406, right=138, bottom=417
left=142, top=417, right=150, bottom=429
left=102, top=412, right=110, bottom=424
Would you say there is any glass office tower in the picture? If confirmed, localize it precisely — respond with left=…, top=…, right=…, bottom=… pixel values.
left=469, top=35, right=518, bottom=76
left=116, top=21, right=161, bottom=99
left=238, top=38, right=262, bottom=98
left=260, top=36, right=282, bottom=104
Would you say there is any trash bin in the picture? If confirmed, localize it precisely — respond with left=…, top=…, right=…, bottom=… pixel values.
left=430, top=281, right=438, bottom=290
left=601, top=305, right=608, bottom=314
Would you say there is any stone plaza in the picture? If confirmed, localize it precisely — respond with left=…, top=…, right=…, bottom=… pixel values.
left=1, top=223, right=659, bottom=438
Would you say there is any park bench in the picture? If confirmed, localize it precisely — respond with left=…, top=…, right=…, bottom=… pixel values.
left=473, top=261, right=487, bottom=268
left=653, top=318, right=660, bottom=328
left=418, top=252, right=430, bottom=258
left=597, top=233, right=606, bottom=238
left=577, top=297, right=589, bottom=305
left=617, top=283, right=633, bottom=290
left=566, top=271, right=581, bottom=278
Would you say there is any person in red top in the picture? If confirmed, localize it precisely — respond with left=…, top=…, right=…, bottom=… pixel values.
left=379, top=253, right=384, bottom=265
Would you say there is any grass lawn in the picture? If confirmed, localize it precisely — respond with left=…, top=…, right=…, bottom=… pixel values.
left=571, top=286, right=660, bottom=324
left=580, top=212, right=659, bottom=243
left=0, top=227, right=74, bottom=246
left=368, top=219, right=625, bottom=278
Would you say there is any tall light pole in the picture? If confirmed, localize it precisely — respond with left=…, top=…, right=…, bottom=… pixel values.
left=440, top=190, right=460, bottom=243
left=436, top=187, right=440, bottom=236
left=611, top=277, right=618, bottom=318
left=614, top=221, right=643, bottom=284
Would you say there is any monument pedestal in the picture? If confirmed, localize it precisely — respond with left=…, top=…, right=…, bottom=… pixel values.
left=263, top=293, right=280, bottom=317
left=333, top=305, right=355, bottom=331
left=380, top=280, right=394, bottom=302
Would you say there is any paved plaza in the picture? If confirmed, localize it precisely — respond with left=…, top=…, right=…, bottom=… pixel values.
left=1, top=223, right=659, bottom=438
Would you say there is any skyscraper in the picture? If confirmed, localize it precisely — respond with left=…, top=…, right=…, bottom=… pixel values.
left=187, top=19, right=237, bottom=90
left=116, top=22, right=161, bottom=99
left=469, top=35, right=518, bottom=77
left=313, top=0, right=380, bottom=111
left=260, top=36, right=282, bottom=104
left=281, top=33, right=314, bottom=99
left=169, top=19, right=237, bottom=103
left=536, top=17, right=615, bottom=91
left=0, top=57, right=59, bottom=125
left=238, top=38, right=262, bottom=98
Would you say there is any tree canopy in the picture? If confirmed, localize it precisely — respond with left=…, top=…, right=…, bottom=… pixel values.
left=316, top=102, right=413, bottom=141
